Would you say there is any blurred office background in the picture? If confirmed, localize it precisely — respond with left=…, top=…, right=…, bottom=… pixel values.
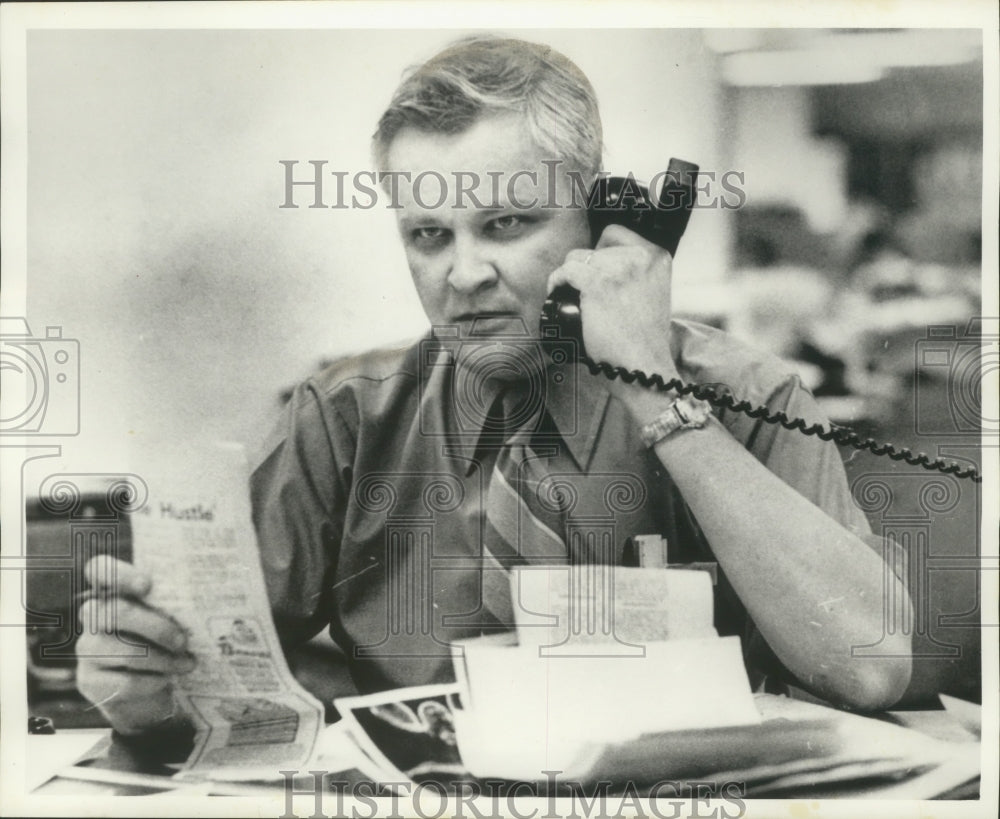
left=16, top=29, right=988, bottom=721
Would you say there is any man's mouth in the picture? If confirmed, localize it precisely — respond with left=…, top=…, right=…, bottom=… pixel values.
left=448, top=312, right=533, bottom=338
left=451, top=310, right=520, bottom=322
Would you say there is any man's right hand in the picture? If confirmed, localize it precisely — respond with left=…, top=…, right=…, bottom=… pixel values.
left=75, top=556, right=196, bottom=735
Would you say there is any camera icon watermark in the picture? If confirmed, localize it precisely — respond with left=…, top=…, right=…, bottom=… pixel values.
left=914, top=317, right=998, bottom=437
left=418, top=318, right=579, bottom=444
left=0, top=317, right=80, bottom=436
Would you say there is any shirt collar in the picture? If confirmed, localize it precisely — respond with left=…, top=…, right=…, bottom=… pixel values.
left=545, top=363, right=611, bottom=468
left=445, top=360, right=611, bottom=473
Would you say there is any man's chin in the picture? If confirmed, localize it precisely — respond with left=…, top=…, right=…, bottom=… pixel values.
left=450, top=327, right=548, bottom=387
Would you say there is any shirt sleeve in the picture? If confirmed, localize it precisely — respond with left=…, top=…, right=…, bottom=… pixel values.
left=249, top=378, right=356, bottom=649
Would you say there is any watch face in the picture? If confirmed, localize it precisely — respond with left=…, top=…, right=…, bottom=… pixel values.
left=678, top=395, right=713, bottom=427
left=642, top=398, right=711, bottom=447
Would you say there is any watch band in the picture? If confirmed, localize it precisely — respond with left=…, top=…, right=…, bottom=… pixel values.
left=640, top=394, right=712, bottom=447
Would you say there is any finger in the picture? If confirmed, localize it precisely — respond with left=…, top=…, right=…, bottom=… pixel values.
left=545, top=260, right=594, bottom=298
left=595, top=233, right=675, bottom=281
left=81, top=683, right=177, bottom=736
left=79, top=596, right=189, bottom=653
left=76, top=665, right=175, bottom=711
left=567, top=244, right=649, bottom=272
left=594, top=222, right=652, bottom=249
left=564, top=248, right=595, bottom=266
left=564, top=246, right=627, bottom=267
left=77, top=634, right=197, bottom=674
left=549, top=247, right=635, bottom=294
left=83, top=555, right=152, bottom=599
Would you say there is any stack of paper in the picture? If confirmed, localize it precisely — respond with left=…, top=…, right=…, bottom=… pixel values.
left=449, top=565, right=761, bottom=781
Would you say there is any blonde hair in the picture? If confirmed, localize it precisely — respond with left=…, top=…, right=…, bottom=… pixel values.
left=373, top=36, right=603, bottom=176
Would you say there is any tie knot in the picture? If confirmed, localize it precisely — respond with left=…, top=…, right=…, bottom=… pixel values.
left=485, top=386, right=546, bottom=444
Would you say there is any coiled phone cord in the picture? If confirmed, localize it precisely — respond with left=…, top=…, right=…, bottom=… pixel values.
left=580, top=355, right=983, bottom=484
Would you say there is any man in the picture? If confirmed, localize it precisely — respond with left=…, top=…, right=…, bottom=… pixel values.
left=77, top=36, right=912, bottom=738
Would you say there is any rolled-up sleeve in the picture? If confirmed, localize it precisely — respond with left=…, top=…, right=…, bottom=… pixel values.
left=724, top=376, right=874, bottom=538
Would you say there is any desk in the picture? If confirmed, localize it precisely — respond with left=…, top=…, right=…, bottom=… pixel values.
left=29, top=721, right=376, bottom=797
left=28, top=696, right=981, bottom=800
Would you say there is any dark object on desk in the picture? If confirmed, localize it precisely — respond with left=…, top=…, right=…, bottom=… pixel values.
left=28, top=716, right=56, bottom=735
left=69, top=733, right=182, bottom=781
left=109, top=721, right=197, bottom=767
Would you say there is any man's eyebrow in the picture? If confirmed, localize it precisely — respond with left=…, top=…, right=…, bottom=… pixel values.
left=466, top=199, right=546, bottom=212
left=397, top=214, right=442, bottom=229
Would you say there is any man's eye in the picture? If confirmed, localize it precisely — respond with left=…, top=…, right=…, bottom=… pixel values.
left=411, top=226, right=450, bottom=250
left=414, top=226, right=447, bottom=242
left=488, top=215, right=523, bottom=232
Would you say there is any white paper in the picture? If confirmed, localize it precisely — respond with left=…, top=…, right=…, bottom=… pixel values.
left=513, top=565, right=717, bottom=651
left=451, top=635, right=760, bottom=780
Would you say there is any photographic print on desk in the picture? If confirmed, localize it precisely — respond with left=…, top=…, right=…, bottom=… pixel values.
left=335, top=683, right=470, bottom=788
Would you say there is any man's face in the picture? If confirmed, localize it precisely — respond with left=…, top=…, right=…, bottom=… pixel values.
left=385, top=112, right=592, bottom=340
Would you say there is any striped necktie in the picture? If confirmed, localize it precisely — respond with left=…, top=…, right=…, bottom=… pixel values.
left=479, top=394, right=570, bottom=625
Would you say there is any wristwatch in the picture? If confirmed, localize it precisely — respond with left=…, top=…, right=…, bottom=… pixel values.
left=639, top=394, right=712, bottom=447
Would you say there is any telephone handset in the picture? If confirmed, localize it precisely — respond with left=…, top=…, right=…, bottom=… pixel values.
left=541, top=158, right=698, bottom=353
left=540, top=158, right=980, bottom=483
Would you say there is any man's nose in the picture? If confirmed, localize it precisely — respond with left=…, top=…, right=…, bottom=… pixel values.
left=446, top=236, right=497, bottom=294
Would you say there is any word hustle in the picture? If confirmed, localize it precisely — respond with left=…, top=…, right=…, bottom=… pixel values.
left=157, top=502, right=214, bottom=522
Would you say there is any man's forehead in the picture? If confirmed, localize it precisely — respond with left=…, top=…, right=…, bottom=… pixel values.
left=384, top=112, right=538, bottom=171
left=384, top=114, right=581, bottom=211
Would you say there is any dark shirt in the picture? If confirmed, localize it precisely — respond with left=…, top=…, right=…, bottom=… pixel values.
left=250, top=319, right=879, bottom=694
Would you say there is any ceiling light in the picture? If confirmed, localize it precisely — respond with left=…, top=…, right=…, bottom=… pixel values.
left=722, top=50, right=883, bottom=86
